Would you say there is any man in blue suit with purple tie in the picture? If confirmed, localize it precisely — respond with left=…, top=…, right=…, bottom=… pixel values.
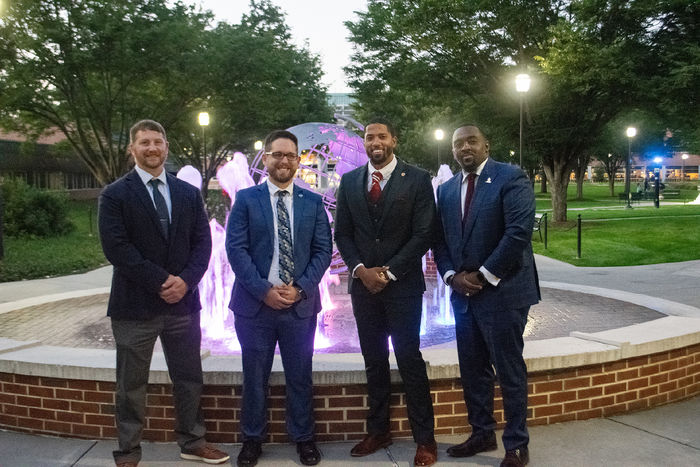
left=433, top=125, right=540, bottom=467
left=226, top=130, right=332, bottom=467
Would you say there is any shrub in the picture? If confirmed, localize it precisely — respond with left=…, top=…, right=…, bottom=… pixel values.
left=0, top=178, right=74, bottom=237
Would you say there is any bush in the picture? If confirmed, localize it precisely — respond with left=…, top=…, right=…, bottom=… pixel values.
left=0, top=178, right=74, bottom=237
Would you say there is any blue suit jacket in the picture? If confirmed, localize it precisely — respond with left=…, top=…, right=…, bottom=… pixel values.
left=225, top=183, right=332, bottom=318
left=98, top=169, right=212, bottom=320
left=433, top=158, right=540, bottom=313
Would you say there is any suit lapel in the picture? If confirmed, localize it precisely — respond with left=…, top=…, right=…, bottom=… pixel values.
left=375, top=158, right=403, bottom=231
left=292, top=183, right=306, bottom=245
left=126, top=169, right=167, bottom=240
left=443, top=173, right=463, bottom=240
left=256, top=182, right=275, bottom=248
left=462, top=159, right=497, bottom=240
left=166, top=173, right=181, bottom=242
left=351, top=165, right=373, bottom=227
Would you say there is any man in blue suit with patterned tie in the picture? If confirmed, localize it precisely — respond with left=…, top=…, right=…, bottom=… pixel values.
left=226, top=130, right=332, bottom=467
left=433, top=125, right=540, bottom=467
left=99, top=120, right=228, bottom=466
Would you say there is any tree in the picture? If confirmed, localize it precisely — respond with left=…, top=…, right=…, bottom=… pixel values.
left=346, top=0, right=695, bottom=221
left=0, top=0, right=212, bottom=185
left=167, top=0, right=332, bottom=199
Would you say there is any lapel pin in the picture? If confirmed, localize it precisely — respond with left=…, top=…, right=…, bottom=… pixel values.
left=401, top=172, right=406, bottom=177
left=485, top=177, right=492, bottom=183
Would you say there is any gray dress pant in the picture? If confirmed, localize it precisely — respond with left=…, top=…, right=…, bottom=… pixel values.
left=111, top=312, right=206, bottom=463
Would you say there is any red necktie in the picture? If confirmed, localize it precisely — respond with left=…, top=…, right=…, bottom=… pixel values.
left=369, top=170, right=383, bottom=203
left=462, top=172, right=477, bottom=225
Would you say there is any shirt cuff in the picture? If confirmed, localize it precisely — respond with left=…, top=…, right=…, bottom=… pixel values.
left=443, top=270, right=456, bottom=285
left=352, top=263, right=364, bottom=278
left=385, top=269, right=397, bottom=281
left=479, top=266, right=500, bottom=286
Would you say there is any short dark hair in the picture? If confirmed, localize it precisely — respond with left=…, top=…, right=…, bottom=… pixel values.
left=454, top=124, right=487, bottom=140
left=264, top=130, right=298, bottom=152
left=365, top=116, right=396, bottom=138
left=129, top=119, right=167, bottom=144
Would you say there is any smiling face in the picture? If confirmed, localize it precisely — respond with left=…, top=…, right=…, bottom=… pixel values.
left=129, top=129, right=169, bottom=176
left=262, top=137, right=299, bottom=188
left=452, top=125, right=489, bottom=173
left=364, top=123, right=397, bottom=169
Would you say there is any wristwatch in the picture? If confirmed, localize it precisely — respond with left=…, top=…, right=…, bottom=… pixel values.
left=294, top=285, right=307, bottom=300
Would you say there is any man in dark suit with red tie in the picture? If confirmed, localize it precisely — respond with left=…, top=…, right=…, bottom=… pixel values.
left=98, top=120, right=228, bottom=467
left=433, top=125, right=540, bottom=467
left=335, top=117, right=437, bottom=467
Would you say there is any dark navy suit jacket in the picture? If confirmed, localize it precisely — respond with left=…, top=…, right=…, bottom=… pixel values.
left=334, top=158, right=435, bottom=297
left=98, top=169, right=212, bottom=320
left=225, top=182, right=332, bottom=317
left=433, top=158, right=540, bottom=313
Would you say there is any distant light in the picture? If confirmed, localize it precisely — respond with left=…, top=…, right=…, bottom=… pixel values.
left=626, top=127, right=636, bottom=138
left=434, top=129, right=444, bottom=141
left=608, top=153, right=612, bottom=158
left=653, top=157, right=662, bottom=164
left=254, top=140, right=263, bottom=151
left=198, top=112, right=210, bottom=126
left=515, top=73, right=531, bottom=93
left=509, top=150, right=515, bottom=156
left=681, top=153, right=689, bottom=160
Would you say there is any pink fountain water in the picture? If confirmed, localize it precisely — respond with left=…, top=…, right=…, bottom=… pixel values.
left=178, top=124, right=456, bottom=354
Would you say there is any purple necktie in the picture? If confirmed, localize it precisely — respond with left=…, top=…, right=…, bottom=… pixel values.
left=462, top=172, right=477, bottom=225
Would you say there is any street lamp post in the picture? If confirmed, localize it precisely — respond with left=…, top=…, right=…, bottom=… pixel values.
left=625, top=126, right=636, bottom=209
left=515, top=73, right=531, bottom=170
left=681, top=153, right=689, bottom=180
left=198, top=111, right=210, bottom=169
left=434, top=129, right=444, bottom=172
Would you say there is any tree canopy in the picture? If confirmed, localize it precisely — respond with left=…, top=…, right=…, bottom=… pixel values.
left=0, top=0, right=331, bottom=189
left=346, top=0, right=699, bottom=221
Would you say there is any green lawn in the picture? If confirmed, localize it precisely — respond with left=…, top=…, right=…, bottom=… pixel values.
left=533, top=205, right=700, bottom=266
left=0, top=200, right=107, bottom=282
left=535, top=181, right=699, bottom=210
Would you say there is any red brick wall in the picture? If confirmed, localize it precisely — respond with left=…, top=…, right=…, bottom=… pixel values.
left=1, top=344, right=698, bottom=442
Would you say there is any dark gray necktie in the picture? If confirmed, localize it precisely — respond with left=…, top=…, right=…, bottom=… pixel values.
left=148, top=179, right=169, bottom=239
left=277, top=191, right=294, bottom=284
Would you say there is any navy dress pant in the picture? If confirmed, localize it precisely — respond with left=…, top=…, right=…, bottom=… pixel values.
left=454, top=304, right=530, bottom=451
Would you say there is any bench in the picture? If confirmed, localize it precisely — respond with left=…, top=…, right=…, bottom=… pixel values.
left=533, top=213, right=544, bottom=241
left=661, top=190, right=680, bottom=199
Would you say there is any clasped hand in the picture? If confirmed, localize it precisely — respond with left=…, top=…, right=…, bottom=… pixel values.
left=263, top=283, right=301, bottom=310
left=159, top=275, right=188, bottom=304
left=450, top=271, right=483, bottom=297
left=357, top=265, right=390, bottom=294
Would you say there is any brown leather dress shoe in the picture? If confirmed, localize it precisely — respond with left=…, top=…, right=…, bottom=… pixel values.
left=414, top=441, right=438, bottom=466
left=350, top=433, right=392, bottom=457
left=447, top=432, right=498, bottom=457
left=500, top=446, right=529, bottom=466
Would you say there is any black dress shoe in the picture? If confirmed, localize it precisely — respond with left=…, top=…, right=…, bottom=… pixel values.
left=237, top=440, right=262, bottom=467
left=500, top=446, right=529, bottom=466
left=446, top=432, right=497, bottom=457
left=350, top=433, right=392, bottom=456
left=297, top=440, right=321, bottom=466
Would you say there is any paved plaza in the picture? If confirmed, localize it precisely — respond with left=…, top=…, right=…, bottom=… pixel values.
left=0, top=255, right=699, bottom=466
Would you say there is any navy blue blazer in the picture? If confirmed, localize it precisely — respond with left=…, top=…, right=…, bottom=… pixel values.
left=225, top=183, right=332, bottom=318
left=433, top=158, right=540, bottom=312
left=98, top=169, right=212, bottom=320
left=334, top=158, right=436, bottom=297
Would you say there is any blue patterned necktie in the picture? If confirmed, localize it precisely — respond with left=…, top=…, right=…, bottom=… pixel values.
left=148, top=179, right=169, bottom=239
left=277, top=191, right=294, bottom=284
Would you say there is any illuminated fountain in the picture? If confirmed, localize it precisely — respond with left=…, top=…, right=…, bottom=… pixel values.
left=180, top=123, right=456, bottom=355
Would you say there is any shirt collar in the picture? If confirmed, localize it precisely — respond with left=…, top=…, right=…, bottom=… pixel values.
left=135, top=165, right=168, bottom=186
left=462, top=158, right=489, bottom=183
left=266, top=178, right=294, bottom=197
left=367, top=154, right=398, bottom=180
